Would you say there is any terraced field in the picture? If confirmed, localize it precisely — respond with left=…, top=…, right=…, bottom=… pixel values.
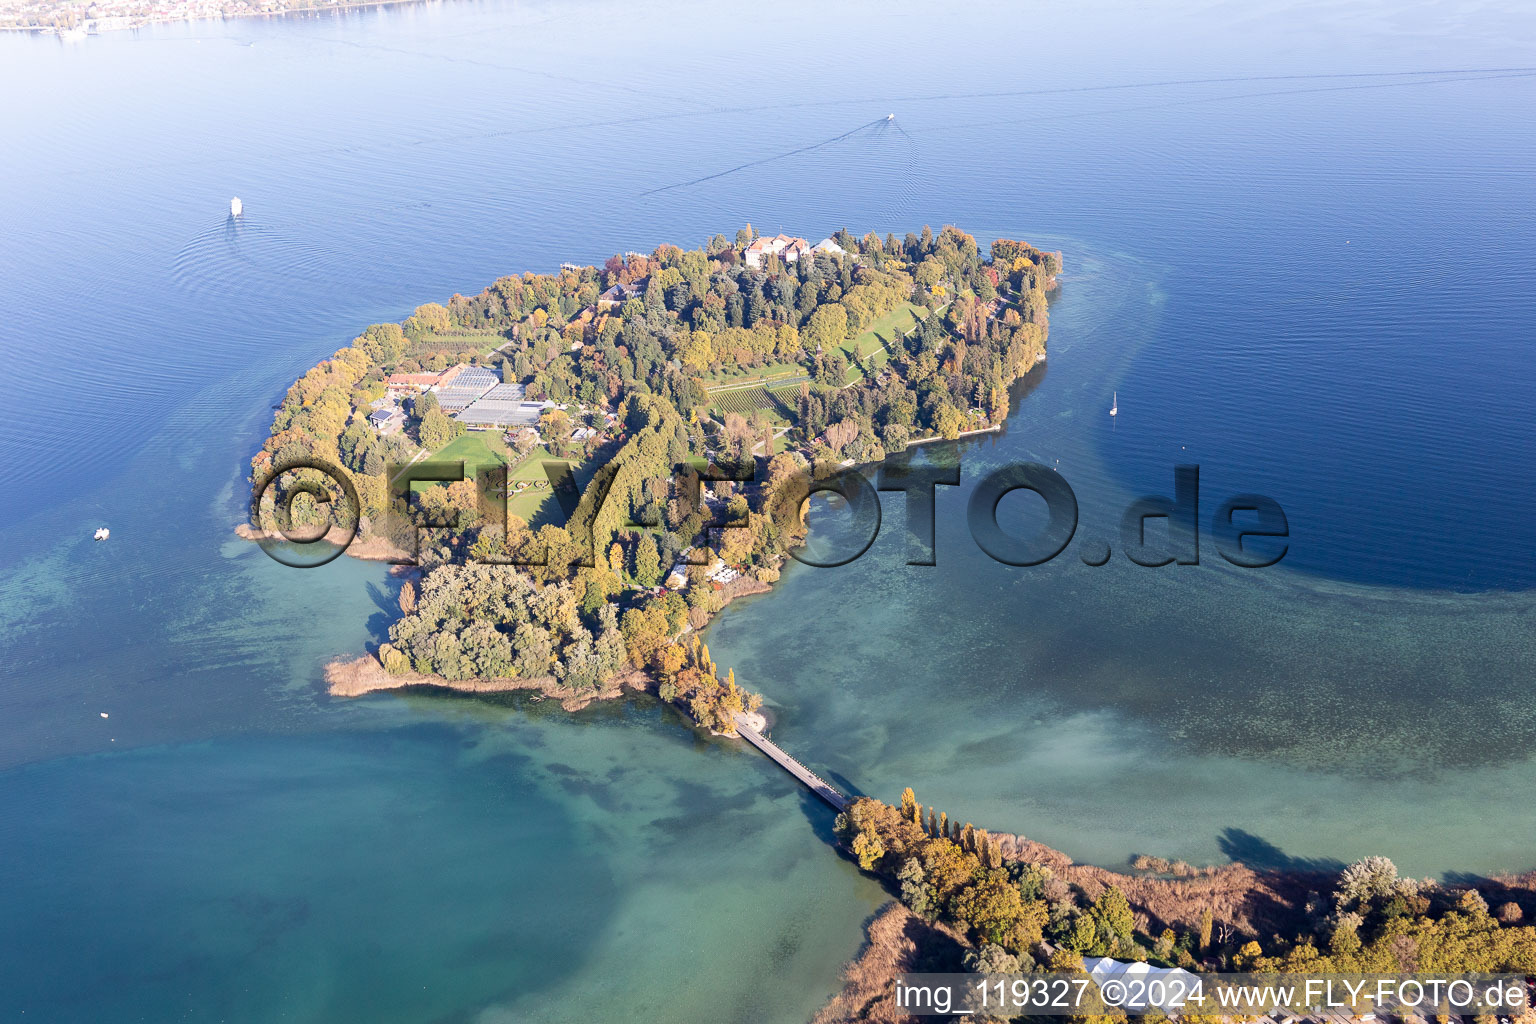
left=711, top=383, right=798, bottom=419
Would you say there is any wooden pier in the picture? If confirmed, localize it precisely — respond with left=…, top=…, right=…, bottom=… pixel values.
left=731, top=712, right=847, bottom=811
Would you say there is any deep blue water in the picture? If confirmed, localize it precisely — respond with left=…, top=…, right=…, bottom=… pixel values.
left=3, top=1, right=1536, bottom=1021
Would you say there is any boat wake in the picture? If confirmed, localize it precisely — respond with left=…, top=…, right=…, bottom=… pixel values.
left=170, top=215, right=354, bottom=297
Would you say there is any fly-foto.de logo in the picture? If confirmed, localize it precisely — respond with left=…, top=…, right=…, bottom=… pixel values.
left=249, top=453, right=1287, bottom=571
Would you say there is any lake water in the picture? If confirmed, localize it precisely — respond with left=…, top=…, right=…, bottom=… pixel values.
left=3, top=0, right=1536, bottom=1020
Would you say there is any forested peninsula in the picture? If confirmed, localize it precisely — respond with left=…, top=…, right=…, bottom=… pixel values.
left=817, top=790, right=1536, bottom=1024
left=250, top=225, right=1058, bottom=727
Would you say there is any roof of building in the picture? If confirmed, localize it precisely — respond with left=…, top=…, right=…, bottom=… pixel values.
left=433, top=365, right=501, bottom=412
left=1081, top=958, right=1200, bottom=1014
left=481, top=382, right=525, bottom=402
left=443, top=366, right=500, bottom=390
left=599, top=280, right=643, bottom=303
left=385, top=372, right=441, bottom=389
left=744, top=234, right=813, bottom=264
left=456, top=397, right=549, bottom=428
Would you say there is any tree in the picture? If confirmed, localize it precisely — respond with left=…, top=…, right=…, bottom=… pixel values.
left=804, top=304, right=849, bottom=352
left=633, top=533, right=662, bottom=588
left=404, top=301, right=450, bottom=335
left=898, top=857, right=935, bottom=920
left=932, top=403, right=965, bottom=440
left=851, top=829, right=885, bottom=871
left=965, top=943, right=1022, bottom=975
left=1091, top=886, right=1134, bottom=943
left=540, top=408, right=573, bottom=449
left=952, top=871, right=1029, bottom=948
left=1336, top=856, right=1399, bottom=911
left=1330, top=913, right=1363, bottom=956
left=418, top=405, right=462, bottom=450
left=1198, top=907, right=1213, bottom=952
left=1234, top=940, right=1263, bottom=970
left=1067, top=913, right=1099, bottom=952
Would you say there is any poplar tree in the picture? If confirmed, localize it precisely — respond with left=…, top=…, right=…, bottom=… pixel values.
left=634, top=533, right=661, bottom=588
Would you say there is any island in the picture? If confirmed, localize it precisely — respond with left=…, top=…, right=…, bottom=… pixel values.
left=249, top=224, right=1056, bottom=730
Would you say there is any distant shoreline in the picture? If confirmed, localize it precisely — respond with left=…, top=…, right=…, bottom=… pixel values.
left=2, top=0, right=428, bottom=35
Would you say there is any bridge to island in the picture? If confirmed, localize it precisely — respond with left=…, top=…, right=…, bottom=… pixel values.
left=731, top=712, right=848, bottom=811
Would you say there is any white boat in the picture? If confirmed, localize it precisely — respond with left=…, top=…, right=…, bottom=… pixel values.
left=1110, top=391, right=1118, bottom=417
left=887, top=113, right=895, bottom=120
left=230, top=196, right=243, bottom=217
left=93, top=527, right=110, bottom=541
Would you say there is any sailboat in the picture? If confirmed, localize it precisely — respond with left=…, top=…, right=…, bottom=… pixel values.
left=1110, top=391, right=1118, bottom=417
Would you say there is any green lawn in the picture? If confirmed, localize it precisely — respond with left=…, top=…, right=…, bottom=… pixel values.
left=839, top=302, right=926, bottom=384
left=423, top=430, right=510, bottom=478
left=504, top=445, right=561, bottom=523
left=842, top=302, right=925, bottom=360
left=413, top=432, right=573, bottom=525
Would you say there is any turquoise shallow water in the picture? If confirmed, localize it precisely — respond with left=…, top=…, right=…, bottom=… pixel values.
left=3, top=0, right=1536, bottom=1020
left=706, top=247, right=1536, bottom=877
left=0, top=708, right=883, bottom=1022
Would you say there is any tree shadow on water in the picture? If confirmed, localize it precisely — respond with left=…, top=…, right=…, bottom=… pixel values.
left=1218, top=828, right=1344, bottom=873
left=824, top=769, right=867, bottom=804
left=796, top=788, right=844, bottom=849
left=363, top=580, right=403, bottom=644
